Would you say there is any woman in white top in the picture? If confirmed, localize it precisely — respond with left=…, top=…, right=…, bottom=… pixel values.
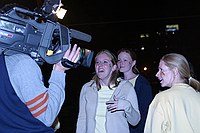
left=76, top=49, right=141, bottom=133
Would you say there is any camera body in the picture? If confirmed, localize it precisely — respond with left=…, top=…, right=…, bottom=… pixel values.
left=0, top=4, right=93, bottom=67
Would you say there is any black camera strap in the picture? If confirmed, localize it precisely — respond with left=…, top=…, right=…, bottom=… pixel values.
left=61, top=58, right=80, bottom=68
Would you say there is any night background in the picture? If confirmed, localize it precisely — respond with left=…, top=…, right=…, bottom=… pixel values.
left=1, top=0, right=200, bottom=132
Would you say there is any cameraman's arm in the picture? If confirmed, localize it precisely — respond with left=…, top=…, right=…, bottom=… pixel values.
left=5, top=44, right=80, bottom=127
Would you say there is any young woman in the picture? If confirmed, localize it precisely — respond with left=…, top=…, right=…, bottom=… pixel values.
left=144, top=53, right=200, bottom=133
left=117, top=48, right=153, bottom=133
left=76, top=49, right=140, bottom=133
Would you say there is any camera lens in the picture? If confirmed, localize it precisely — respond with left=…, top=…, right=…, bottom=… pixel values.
left=79, top=48, right=94, bottom=68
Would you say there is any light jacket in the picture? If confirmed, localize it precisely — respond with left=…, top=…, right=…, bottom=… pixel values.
left=5, top=54, right=66, bottom=126
left=144, top=83, right=200, bottom=133
left=76, top=80, right=141, bottom=133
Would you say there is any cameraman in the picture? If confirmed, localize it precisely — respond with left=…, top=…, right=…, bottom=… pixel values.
left=0, top=44, right=80, bottom=132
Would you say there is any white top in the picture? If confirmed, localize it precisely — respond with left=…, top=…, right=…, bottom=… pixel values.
left=95, top=86, right=115, bottom=133
left=128, top=75, right=139, bottom=87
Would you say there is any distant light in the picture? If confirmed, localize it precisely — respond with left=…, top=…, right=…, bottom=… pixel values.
left=143, top=67, right=147, bottom=71
left=140, top=33, right=149, bottom=38
left=166, top=24, right=179, bottom=32
left=141, top=47, right=145, bottom=50
left=156, top=32, right=161, bottom=35
left=140, top=34, right=145, bottom=38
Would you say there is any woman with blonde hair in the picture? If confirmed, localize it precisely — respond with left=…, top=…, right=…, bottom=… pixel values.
left=76, top=49, right=141, bottom=133
left=144, top=53, right=200, bottom=133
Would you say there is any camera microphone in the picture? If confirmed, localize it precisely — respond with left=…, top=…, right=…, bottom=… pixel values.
left=70, top=29, right=92, bottom=43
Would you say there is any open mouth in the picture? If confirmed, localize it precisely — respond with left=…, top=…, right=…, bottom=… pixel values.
left=158, top=78, right=163, bottom=83
left=98, top=69, right=104, bottom=73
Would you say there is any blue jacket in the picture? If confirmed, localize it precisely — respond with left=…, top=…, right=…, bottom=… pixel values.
left=0, top=54, right=54, bottom=133
left=130, top=75, right=153, bottom=133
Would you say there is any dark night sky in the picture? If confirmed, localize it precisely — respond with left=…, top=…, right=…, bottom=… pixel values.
left=1, top=0, right=200, bottom=132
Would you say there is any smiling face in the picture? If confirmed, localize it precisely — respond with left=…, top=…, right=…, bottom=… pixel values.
left=95, top=53, right=117, bottom=84
left=117, top=51, right=135, bottom=73
left=155, top=60, right=176, bottom=87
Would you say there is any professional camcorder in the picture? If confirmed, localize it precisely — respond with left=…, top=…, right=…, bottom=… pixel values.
left=0, top=0, right=94, bottom=68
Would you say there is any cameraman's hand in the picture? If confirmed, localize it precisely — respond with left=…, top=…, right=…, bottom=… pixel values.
left=53, top=44, right=80, bottom=72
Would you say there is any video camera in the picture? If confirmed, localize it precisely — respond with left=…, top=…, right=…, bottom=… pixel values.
left=0, top=0, right=94, bottom=68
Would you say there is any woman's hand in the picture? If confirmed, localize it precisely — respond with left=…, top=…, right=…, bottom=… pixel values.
left=106, top=96, right=127, bottom=113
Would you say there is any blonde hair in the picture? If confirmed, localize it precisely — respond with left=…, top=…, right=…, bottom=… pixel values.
left=161, top=53, right=200, bottom=92
left=91, top=49, right=119, bottom=90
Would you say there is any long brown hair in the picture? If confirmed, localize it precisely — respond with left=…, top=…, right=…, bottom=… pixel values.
left=117, top=48, right=140, bottom=74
